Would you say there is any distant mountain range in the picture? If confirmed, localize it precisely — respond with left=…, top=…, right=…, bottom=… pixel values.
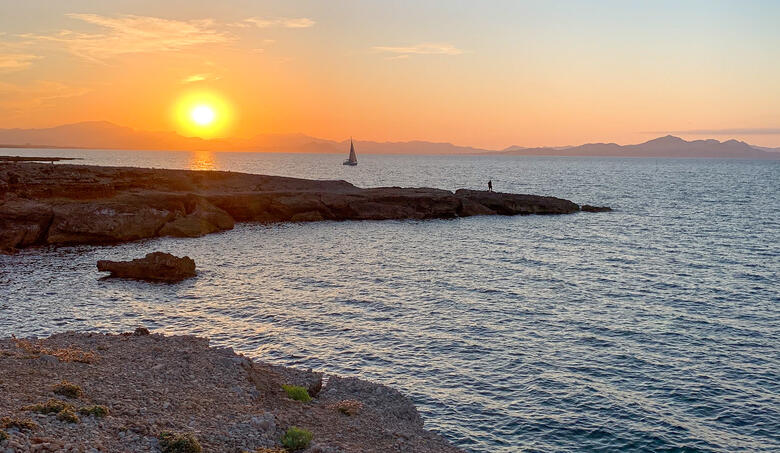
left=499, top=135, right=780, bottom=159
left=0, top=121, right=484, bottom=155
left=0, top=121, right=778, bottom=159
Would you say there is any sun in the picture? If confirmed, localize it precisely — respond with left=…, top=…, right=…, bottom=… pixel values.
left=173, top=90, right=233, bottom=138
left=191, top=105, right=216, bottom=126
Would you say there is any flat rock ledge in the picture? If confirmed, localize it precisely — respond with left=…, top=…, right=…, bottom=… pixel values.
left=97, top=252, right=196, bottom=282
left=0, top=162, right=607, bottom=252
left=0, top=330, right=462, bottom=453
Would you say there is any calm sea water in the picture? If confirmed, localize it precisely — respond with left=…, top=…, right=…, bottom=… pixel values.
left=2, top=149, right=779, bottom=452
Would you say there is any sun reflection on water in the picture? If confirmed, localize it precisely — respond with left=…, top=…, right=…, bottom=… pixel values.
left=189, top=151, right=217, bottom=171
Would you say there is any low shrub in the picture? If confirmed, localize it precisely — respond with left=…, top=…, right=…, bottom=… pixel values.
left=158, top=431, right=203, bottom=453
left=281, top=426, right=312, bottom=451
left=53, top=381, right=83, bottom=399
left=0, top=429, right=8, bottom=441
left=78, top=405, right=109, bottom=418
left=0, top=416, right=38, bottom=431
left=56, top=409, right=79, bottom=424
left=281, top=385, right=311, bottom=403
left=24, top=398, right=75, bottom=414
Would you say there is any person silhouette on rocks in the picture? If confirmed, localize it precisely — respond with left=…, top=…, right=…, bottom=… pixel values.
left=488, top=180, right=493, bottom=192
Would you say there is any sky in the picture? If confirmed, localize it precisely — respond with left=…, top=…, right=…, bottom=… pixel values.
left=0, top=0, right=779, bottom=149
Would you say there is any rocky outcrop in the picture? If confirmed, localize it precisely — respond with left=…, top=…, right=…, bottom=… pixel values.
left=97, top=252, right=196, bottom=282
left=0, top=331, right=463, bottom=452
left=0, top=162, right=607, bottom=251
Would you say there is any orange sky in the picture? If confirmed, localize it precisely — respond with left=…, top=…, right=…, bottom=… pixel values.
left=1, top=1, right=779, bottom=149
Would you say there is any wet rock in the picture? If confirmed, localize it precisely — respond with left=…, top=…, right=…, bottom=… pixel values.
left=455, top=189, right=580, bottom=215
left=581, top=204, right=613, bottom=212
left=97, top=252, right=196, bottom=282
left=290, top=210, right=325, bottom=222
left=133, top=327, right=150, bottom=336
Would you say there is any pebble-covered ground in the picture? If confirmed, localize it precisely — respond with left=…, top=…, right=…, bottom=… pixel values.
left=0, top=329, right=461, bottom=453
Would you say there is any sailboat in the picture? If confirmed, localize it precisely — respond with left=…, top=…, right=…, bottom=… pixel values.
left=343, top=138, right=358, bottom=166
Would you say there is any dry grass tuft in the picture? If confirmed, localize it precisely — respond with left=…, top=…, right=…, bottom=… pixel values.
left=333, top=399, right=364, bottom=416
left=0, top=416, right=38, bottom=431
left=158, top=431, right=203, bottom=453
left=53, top=380, right=83, bottom=398
left=23, top=398, right=75, bottom=414
left=56, top=408, right=80, bottom=423
left=11, top=337, right=97, bottom=363
left=78, top=404, right=109, bottom=418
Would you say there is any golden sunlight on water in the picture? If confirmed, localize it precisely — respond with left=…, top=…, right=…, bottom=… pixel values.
left=188, top=151, right=217, bottom=171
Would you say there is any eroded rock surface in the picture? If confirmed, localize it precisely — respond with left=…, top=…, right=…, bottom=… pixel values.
left=0, top=162, right=604, bottom=251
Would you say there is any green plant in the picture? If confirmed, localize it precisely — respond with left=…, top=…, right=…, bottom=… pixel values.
left=56, top=409, right=79, bottom=423
left=78, top=405, right=109, bottom=417
left=24, top=398, right=75, bottom=414
left=0, top=416, right=38, bottom=431
left=281, top=385, right=311, bottom=403
left=281, top=426, right=312, bottom=451
left=53, top=381, right=83, bottom=398
left=158, top=431, right=203, bottom=453
left=0, top=429, right=8, bottom=441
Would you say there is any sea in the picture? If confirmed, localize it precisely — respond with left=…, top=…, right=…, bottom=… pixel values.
left=1, top=149, right=779, bottom=452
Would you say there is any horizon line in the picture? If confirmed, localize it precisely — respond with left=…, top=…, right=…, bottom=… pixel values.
left=2, top=120, right=780, bottom=151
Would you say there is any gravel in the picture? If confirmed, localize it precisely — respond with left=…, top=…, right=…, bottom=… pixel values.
left=0, top=329, right=462, bottom=452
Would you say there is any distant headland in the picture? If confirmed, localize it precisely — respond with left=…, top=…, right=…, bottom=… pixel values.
left=0, top=162, right=606, bottom=253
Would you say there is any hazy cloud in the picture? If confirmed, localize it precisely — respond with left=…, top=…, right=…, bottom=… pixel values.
left=243, top=17, right=316, bottom=28
left=0, top=53, right=40, bottom=72
left=0, top=80, right=89, bottom=110
left=372, top=43, right=464, bottom=57
left=656, top=128, right=780, bottom=135
left=181, top=73, right=220, bottom=84
left=22, top=14, right=233, bottom=60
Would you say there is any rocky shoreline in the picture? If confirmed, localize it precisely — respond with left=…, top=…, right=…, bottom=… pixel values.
left=0, top=330, right=462, bottom=452
left=0, top=162, right=604, bottom=252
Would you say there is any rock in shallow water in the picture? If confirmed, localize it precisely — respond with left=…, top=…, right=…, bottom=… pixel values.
left=581, top=204, right=613, bottom=212
left=96, top=252, right=196, bottom=282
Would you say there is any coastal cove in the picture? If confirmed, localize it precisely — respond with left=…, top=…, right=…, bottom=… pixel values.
left=2, top=151, right=779, bottom=452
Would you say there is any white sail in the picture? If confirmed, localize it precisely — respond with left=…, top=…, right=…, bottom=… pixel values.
left=348, top=141, right=357, bottom=162
left=343, top=138, right=358, bottom=165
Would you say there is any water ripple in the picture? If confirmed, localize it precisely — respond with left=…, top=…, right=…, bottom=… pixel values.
left=2, top=154, right=779, bottom=452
